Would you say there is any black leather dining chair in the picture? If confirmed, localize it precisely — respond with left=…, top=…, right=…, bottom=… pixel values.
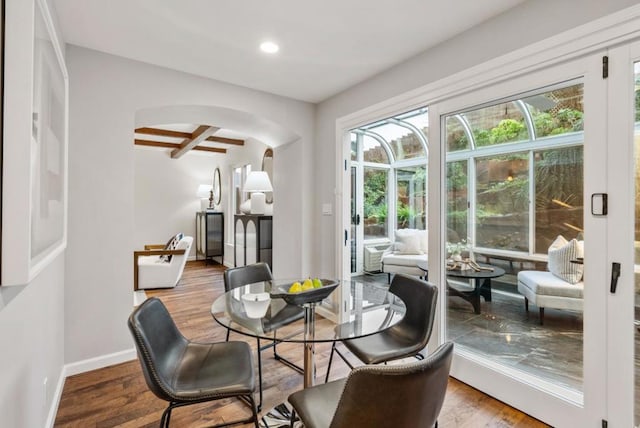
left=325, top=273, right=438, bottom=382
left=224, top=262, right=304, bottom=409
left=289, top=342, right=454, bottom=428
left=128, top=297, right=258, bottom=428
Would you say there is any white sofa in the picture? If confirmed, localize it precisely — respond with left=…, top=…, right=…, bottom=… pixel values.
left=134, top=235, right=193, bottom=290
left=517, top=236, right=584, bottom=325
left=517, top=271, right=583, bottom=325
left=381, top=229, right=428, bottom=281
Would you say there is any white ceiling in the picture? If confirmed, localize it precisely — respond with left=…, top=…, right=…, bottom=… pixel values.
left=55, top=0, right=526, bottom=103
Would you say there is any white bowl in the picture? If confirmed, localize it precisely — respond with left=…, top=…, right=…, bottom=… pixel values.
left=241, top=292, right=271, bottom=318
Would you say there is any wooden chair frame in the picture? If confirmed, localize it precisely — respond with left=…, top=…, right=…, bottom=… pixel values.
left=133, top=244, right=186, bottom=291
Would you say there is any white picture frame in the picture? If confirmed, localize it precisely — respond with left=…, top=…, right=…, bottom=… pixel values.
left=28, top=0, right=68, bottom=279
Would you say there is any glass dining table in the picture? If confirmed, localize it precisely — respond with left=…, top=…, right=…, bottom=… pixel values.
left=210, top=278, right=406, bottom=389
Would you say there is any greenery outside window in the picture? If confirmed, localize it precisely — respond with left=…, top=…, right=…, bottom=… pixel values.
left=446, top=82, right=584, bottom=258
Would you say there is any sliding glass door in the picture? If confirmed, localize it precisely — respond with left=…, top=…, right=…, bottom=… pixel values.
left=432, top=56, right=608, bottom=426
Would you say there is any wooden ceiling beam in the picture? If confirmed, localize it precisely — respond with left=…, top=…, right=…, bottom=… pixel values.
left=135, top=126, right=245, bottom=146
left=135, top=127, right=192, bottom=139
left=205, top=135, right=244, bottom=146
left=134, top=139, right=226, bottom=154
left=171, top=125, right=220, bottom=159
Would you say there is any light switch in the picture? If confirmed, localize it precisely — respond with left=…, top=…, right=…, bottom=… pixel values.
left=322, top=203, right=333, bottom=216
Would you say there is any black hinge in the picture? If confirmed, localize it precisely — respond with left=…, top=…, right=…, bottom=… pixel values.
left=345, top=159, right=347, bottom=171
left=602, top=56, right=609, bottom=79
left=602, top=419, right=607, bottom=428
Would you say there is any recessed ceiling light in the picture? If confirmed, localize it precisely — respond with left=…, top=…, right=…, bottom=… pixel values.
left=260, top=41, right=279, bottom=54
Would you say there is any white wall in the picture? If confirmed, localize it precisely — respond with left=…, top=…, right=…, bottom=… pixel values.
left=134, top=148, right=223, bottom=259
left=0, top=258, right=65, bottom=428
left=312, top=0, right=640, bottom=277
left=134, top=139, right=269, bottom=264
left=65, top=46, right=315, bottom=365
left=0, top=0, right=66, bottom=426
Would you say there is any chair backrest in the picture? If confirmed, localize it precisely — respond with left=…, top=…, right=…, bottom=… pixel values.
left=127, top=297, right=188, bottom=402
left=389, top=273, right=438, bottom=350
left=224, top=262, right=273, bottom=292
left=330, top=342, right=454, bottom=428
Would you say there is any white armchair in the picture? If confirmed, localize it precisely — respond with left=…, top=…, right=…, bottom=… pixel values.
left=134, top=235, right=193, bottom=290
left=381, top=229, right=428, bottom=282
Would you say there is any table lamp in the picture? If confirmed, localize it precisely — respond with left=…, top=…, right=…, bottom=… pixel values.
left=243, top=171, right=272, bottom=214
left=197, top=184, right=213, bottom=211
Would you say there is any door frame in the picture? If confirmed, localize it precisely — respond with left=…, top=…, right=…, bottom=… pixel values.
left=602, top=42, right=640, bottom=427
left=432, top=55, right=606, bottom=427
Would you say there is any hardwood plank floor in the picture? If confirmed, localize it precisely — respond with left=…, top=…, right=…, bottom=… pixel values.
left=54, top=261, right=549, bottom=427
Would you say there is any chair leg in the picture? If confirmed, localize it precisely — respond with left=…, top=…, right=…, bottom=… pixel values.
left=524, top=297, right=529, bottom=313
left=161, top=404, right=173, bottom=428
left=325, top=342, right=336, bottom=383
left=255, top=338, right=263, bottom=411
left=539, top=307, right=544, bottom=325
left=325, top=343, right=354, bottom=383
left=248, top=394, right=259, bottom=428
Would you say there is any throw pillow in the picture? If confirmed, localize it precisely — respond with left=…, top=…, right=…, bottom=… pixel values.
left=160, top=233, right=184, bottom=262
left=547, top=235, right=584, bottom=284
left=394, top=229, right=424, bottom=255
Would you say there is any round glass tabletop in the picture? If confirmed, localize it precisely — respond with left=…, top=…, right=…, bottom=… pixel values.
left=210, top=279, right=405, bottom=343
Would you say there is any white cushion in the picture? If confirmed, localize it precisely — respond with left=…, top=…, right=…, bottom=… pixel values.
left=547, top=235, right=583, bottom=284
left=517, top=270, right=583, bottom=312
left=518, top=270, right=584, bottom=299
left=382, top=253, right=428, bottom=267
left=393, top=229, right=428, bottom=255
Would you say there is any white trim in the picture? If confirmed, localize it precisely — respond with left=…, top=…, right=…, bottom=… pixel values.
left=45, top=369, right=66, bottom=428
left=603, top=42, right=638, bottom=427
left=44, top=348, right=137, bottom=427
left=64, top=348, right=137, bottom=377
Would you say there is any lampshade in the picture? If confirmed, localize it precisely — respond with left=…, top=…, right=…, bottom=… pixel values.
left=244, top=171, right=272, bottom=215
left=196, top=184, right=213, bottom=198
left=243, top=171, right=273, bottom=193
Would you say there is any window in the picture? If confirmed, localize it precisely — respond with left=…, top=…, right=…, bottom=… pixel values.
left=445, top=82, right=584, bottom=257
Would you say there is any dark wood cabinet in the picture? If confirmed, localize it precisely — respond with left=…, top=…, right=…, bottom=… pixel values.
left=196, top=211, right=224, bottom=264
left=234, top=214, right=272, bottom=270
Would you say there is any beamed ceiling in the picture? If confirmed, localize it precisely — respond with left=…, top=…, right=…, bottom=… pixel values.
left=134, top=125, right=245, bottom=158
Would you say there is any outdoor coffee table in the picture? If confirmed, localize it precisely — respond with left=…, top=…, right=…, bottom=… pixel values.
left=446, top=263, right=505, bottom=314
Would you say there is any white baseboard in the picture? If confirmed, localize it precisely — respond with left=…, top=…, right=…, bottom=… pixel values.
left=45, top=348, right=137, bottom=427
left=44, top=368, right=66, bottom=428
left=64, top=348, right=137, bottom=377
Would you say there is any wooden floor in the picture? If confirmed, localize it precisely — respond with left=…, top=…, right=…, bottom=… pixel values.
left=54, top=261, right=548, bottom=427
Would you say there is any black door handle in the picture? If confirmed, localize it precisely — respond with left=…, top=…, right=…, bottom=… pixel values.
left=610, top=262, right=621, bottom=293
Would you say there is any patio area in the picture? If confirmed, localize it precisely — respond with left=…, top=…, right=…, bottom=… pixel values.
left=355, top=270, right=584, bottom=392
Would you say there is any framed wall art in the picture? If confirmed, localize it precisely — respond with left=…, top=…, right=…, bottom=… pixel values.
left=29, top=0, right=68, bottom=277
